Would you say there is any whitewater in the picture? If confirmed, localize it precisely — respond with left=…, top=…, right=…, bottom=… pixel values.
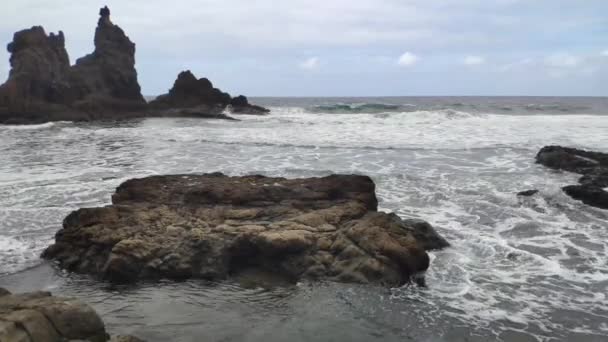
left=1, top=97, right=607, bottom=341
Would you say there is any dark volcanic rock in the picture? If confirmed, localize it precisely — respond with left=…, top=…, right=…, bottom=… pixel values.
left=563, top=185, right=608, bottom=210
left=230, top=95, right=270, bottom=115
left=43, top=174, right=448, bottom=287
left=68, top=6, right=146, bottom=112
left=0, top=26, right=77, bottom=123
left=536, top=145, right=608, bottom=209
left=149, top=71, right=269, bottom=117
left=517, top=190, right=539, bottom=197
left=0, top=7, right=265, bottom=124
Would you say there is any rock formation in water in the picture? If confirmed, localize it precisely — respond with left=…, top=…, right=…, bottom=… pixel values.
left=536, top=145, right=608, bottom=209
left=68, top=6, right=146, bottom=113
left=0, top=6, right=267, bottom=124
left=0, top=26, right=76, bottom=124
left=149, top=70, right=270, bottom=117
left=0, top=287, right=144, bottom=341
left=42, top=174, right=448, bottom=286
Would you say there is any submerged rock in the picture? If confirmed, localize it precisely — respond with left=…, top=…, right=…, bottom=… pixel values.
left=536, top=145, right=608, bottom=209
left=43, top=174, right=448, bottom=287
left=517, top=189, right=539, bottom=197
left=0, top=287, right=143, bottom=342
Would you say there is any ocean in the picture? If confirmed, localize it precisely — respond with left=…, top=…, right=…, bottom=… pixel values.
left=1, top=96, right=607, bottom=341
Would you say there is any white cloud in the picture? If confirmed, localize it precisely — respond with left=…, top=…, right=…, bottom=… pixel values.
left=601, top=49, right=608, bottom=57
left=299, top=57, right=320, bottom=70
left=545, top=53, right=580, bottom=68
left=464, top=55, right=485, bottom=65
left=498, top=58, right=532, bottom=72
left=397, top=52, right=419, bottom=66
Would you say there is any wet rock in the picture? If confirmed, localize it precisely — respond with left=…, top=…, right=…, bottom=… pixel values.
left=230, top=95, right=270, bottom=115
left=43, top=174, right=448, bottom=287
left=149, top=71, right=268, bottom=117
left=536, top=146, right=608, bottom=209
left=0, top=290, right=107, bottom=341
left=563, top=185, right=608, bottom=210
left=517, top=190, right=539, bottom=197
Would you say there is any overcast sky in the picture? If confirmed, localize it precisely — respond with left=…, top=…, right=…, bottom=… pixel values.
left=1, top=0, right=607, bottom=96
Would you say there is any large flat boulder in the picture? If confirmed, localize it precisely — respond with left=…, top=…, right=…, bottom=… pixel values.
left=536, top=145, right=608, bottom=209
left=43, top=174, right=448, bottom=287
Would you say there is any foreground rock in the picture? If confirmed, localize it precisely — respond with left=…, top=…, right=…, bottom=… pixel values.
left=0, top=6, right=267, bottom=124
left=43, top=174, right=448, bottom=287
left=0, top=288, right=143, bottom=342
left=536, top=146, right=608, bottom=209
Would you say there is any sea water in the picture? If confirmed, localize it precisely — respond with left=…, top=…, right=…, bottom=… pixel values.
left=1, top=97, right=607, bottom=341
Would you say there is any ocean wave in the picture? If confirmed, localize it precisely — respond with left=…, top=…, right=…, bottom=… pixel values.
left=0, top=121, right=72, bottom=130
left=307, top=103, right=415, bottom=114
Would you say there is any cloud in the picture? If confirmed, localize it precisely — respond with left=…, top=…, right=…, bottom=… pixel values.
left=299, top=57, right=320, bottom=70
left=397, top=52, right=419, bottom=66
left=464, top=55, right=485, bottom=65
left=498, top=58, right=533, bottom=72
left=602, top=49, right=608, bottom=57
left=545, top=53, right=580, bottom=68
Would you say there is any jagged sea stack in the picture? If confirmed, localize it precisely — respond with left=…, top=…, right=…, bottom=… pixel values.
left=69, top=6, right=146, bottom=111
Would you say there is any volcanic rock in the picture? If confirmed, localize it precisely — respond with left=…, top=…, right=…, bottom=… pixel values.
left=536, top=145, right=608, bottom=209
left=149, top=71, right=269, bottom=117
left=43, top=174, right=448, bottom=287
left=0, top=288, right=144, bottom=342
left=68, top=5, right=147, bottom=112
left=0, top=7, right=266, bottom=124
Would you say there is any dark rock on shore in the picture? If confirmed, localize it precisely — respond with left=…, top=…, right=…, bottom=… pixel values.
left=0, top=7, right=267, bottom=124
left=536, top=145, right=608, bottom=209
left=43, top=174, right=448, bottom=287
left=230, top=95, right=270, bottom=115
left=0, top=287, right=144, bottom=341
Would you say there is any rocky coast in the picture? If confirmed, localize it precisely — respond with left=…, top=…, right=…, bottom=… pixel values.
left=0, top=6, right=267, bottom=125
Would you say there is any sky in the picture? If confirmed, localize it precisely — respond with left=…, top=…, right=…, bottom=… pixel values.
left=0, top=0, right=607, bottom=97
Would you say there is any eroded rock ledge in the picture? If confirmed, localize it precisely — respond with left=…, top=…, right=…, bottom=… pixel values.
left=0, top=288, right=143, bottom=342
left=536, top=145, right=608, bottom=209
left=43, top=174, right=448, bottom=287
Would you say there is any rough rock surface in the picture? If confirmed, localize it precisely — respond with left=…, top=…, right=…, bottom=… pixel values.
left=149, top=71, right=269, bottom=117
left=536, top=145, right=608, bottom=209
left=43, top=174, right=448, bottom=287
left=0, top=7, right=267, bottom=124
left=0, top=288, right=104, bottom=341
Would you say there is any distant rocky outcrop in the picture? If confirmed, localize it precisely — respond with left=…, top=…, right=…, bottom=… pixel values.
left=42, top=173, right=448, bottom=287
left=149, top=70, right=269, bottom=117
left=0, top=6, right=267, bottom=124
left=536, top=146, right=608, bottom=209
left=0, top=287, right=144, bottom=342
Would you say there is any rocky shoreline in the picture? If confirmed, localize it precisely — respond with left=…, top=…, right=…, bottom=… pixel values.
left=536, top=145, right=608, bottom=209
left=0, top=288, right=143, bottom=342
left=0, top=6, right=268, bottom=125
left=42, top=173, right=448, bottom=287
